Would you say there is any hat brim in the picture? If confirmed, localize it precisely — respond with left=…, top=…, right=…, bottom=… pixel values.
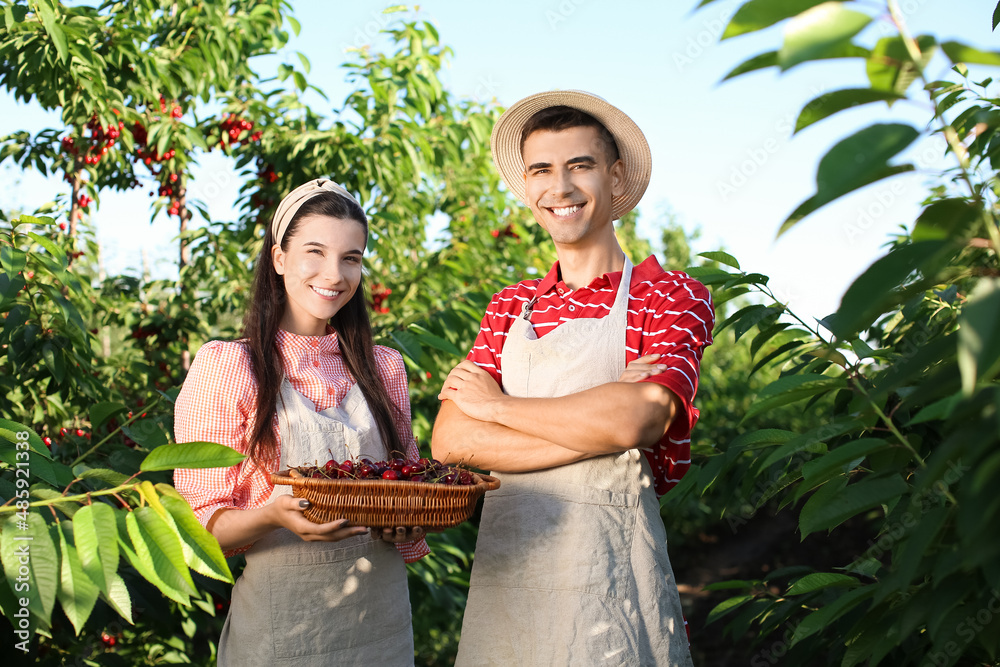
left=490, top=90, right=651, bottom=221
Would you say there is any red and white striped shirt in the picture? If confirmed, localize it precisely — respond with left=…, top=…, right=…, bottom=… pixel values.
left=467, top=255, right=714, bottom=496
left=173, top=329, right=429, bottom=562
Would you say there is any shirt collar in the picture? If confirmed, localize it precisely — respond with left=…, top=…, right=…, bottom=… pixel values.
left=276, top=326, right=340, bottom=354
left=536, top=256, right=648, bottom=296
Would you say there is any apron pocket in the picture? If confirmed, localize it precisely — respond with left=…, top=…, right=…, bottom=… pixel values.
left=473, top=483, right=639, bottom=601
left=267, top=540, right=411, bottom=659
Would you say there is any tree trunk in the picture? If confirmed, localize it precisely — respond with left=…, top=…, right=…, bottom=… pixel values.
left=68, top=163, right=82, bottom=240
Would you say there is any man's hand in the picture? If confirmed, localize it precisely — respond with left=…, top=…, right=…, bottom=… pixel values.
left=619, top=353, right=667, bottom=383
left=438, top=359, right=507, bottom=422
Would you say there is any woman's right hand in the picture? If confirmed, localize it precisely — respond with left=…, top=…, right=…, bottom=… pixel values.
left=268, top=495, right=369, bottom=542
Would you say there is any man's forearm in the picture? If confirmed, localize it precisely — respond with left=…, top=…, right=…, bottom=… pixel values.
left=431, top=399, right=596, bottom=472
left=489, top=382, right=678, bottom=453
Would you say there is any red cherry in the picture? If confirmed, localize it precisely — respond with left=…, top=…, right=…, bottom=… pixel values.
left=74, top=428, right=85, bottom=437
left=101, top=632, right=116, bottom=647
left=42, top=437, right=52, bottom=448
left=410, top=475, right=425, bottom=483
left=381, top=469, right=399, bottom=481
left=59, top=427, right=67, bottom=437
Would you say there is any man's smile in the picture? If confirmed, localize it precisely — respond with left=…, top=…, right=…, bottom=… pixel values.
left=546, top=204, right=585, bottom=218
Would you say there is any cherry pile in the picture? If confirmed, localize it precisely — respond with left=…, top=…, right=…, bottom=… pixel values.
left=294, top=457, right=476, bottom=485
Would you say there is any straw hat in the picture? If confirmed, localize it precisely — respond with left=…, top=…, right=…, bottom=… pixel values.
left=490, top=90, right=652, bottom=221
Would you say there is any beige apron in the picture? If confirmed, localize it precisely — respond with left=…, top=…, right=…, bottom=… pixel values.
left=218, top=378, right=414, bottom=666
left=456, top=258, right=693, bottom=667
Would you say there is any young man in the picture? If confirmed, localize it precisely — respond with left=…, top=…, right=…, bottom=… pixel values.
left=432, top=90, right=712, bottom=666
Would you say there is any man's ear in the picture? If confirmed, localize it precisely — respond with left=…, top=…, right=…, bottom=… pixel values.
left=271, top=244, right=286, bottom=275
left=610, top=159, right=626, bottom=198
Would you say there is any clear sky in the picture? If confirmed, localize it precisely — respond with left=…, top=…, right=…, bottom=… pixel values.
left=1, top=0, right=997, bottom=323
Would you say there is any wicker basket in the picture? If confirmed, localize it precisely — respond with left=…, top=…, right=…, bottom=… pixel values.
left=270, top=469, right=501, bottom=529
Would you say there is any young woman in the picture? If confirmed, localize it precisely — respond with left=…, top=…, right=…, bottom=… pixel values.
left=174, top=179, right=428, bottom=666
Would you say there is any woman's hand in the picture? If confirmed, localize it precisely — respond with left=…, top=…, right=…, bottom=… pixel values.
left=438, top=359, right=506, bottom=422
left=371, top=526, right=432, bottom=543
left=619, top=354, right=667, bottom=383
left=269, top=495, right=369, bottom=542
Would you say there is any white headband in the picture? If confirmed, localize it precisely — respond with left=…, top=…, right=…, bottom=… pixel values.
left=271, top=179, right=357, bottom=246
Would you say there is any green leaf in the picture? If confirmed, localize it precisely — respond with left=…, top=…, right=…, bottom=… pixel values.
left=72, top=503, right=118, bottom=595
left=778, top=3, right=872, bottom=71
left=722, top=0, right=828, bottom=39
left=743, top=375, right=848, bottom=423
left=702, top=579, right=761, bottom=591
left=159, top=494, right=232, bottom=583
left=722, top=51, right=778, bottom=80
left=125, top=507, right=196, bottom=597
left=56, top=523, right=99, bottom=635
left=758, top=418, right=868, bottom=471
left=794, top=88, right=908, bottom=134
left=698, top=250, right=741, bottom=270
left=800, top=437, right=892, bottom=484
left=35, top=1, right=68, bottom=63
left=76, top=467, right=130, bottom=487
left=779, top=124, right=919, bottom=236
left=0, top=418, right=52, bottom=459
left=140, top=442, right=246, bottom=472
left=791, top=586, right=874, bottom=645
left=729, top=428, right=797, bottom=450
left=957, top=278, right=1000, bottom=395
left=408, top=324, right=461, bottom=357
left=101, top=573, right=133, bottom=624
left=786, top=572, right=859, bottom=595
left=799, top=474, right=908, bottom=538
left=827, top=240, right=957, bottom=337
left=390, top=330, right=427, bottom=366
left=41, top=342, right=64, bottom=383
left=706, top=594, right=754, bottom=625
left=296, top=51, right=311, bottom=74
left=1, top=513, right=58, bottom=626
left=750, top=339, right=809, bottom=375
left=905, top=391, right=962, bottom=425
left=867, top=35, right=937, bottom=94
left=995, top=1, right=1000, bottom=30
left=293, top=71, right=307, bottom=92
left=89, top=402, right=128, bottom=432
left=941, top=41, right=1000, bottom=67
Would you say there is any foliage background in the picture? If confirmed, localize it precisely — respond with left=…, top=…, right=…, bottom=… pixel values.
left=1, top=1, right=999, bottom=666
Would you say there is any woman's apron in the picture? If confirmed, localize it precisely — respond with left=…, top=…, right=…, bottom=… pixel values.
left=456, top=258, right=692, bottom=666
left=218, top=378, right=414, bottom=666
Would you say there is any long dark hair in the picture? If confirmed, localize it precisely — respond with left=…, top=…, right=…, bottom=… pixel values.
left=242, top=191, right=405, bottom=464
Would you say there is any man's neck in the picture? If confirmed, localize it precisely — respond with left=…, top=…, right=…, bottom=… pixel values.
left=556, top=242, right=626, bottom=291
